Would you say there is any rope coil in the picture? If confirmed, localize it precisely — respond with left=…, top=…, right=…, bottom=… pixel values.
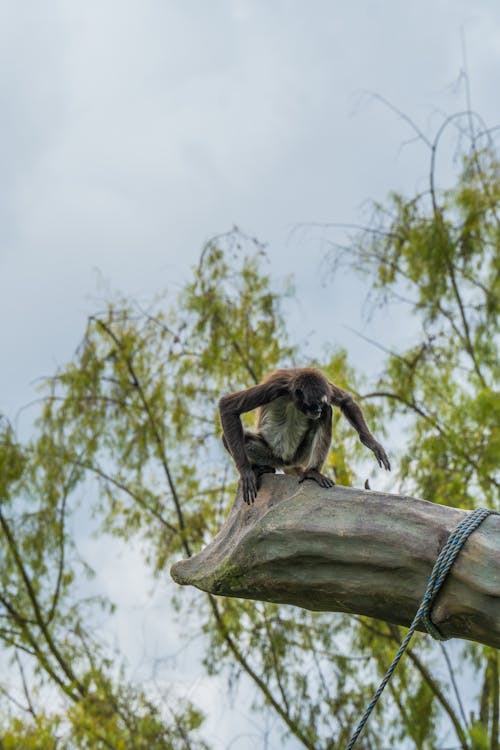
left=346, top=506, right=497, bottom=750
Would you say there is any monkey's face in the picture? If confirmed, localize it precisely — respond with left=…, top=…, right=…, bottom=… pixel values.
left=294, top=389, right=329, bottom=420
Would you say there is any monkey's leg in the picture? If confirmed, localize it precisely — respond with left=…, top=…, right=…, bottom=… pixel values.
left=295, top=413, right=335, bottom=489
left=222, top=431, right=281, bottom=503
left=244, top=432, right=283, bottom=476
left=222, top=431, right=280, bottom=471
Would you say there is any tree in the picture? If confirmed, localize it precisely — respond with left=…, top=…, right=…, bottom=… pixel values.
left=322, top=106, right=499, bottom=750
left=0, top=232, right=389, bottom=749
left=0, top=107, right=498, bottom=748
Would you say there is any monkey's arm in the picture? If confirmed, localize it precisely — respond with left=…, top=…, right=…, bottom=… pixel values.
left=218, top=380, right=287, bottom=502
left=329, top=383, right=391, bottom=471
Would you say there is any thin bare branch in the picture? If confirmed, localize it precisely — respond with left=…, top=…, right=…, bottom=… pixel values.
left=93, top=317, right=192, bottom=558
left=0, top=506, right=86, bottom=697
left=439, top=643, right=468, bottom=729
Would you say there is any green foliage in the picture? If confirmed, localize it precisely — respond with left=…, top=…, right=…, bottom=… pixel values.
left=469, top=722, right=491, bottom=750
left=328, top=120, right=499, bottom=750
left=339, top=147, right=500, bottom=510
left=0, top=691, right=207, bottom=750
left=0, top=230, right=387, bottom=748
left=1, top=714, right=61, bottom=750
left=0, top=116, right=499, bottom=749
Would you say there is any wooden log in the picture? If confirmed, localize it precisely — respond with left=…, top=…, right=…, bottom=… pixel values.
left=170, top=474, right=500, bottom=648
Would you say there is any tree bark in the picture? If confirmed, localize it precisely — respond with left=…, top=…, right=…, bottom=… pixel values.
left=170, top=475, right=500, bottom=649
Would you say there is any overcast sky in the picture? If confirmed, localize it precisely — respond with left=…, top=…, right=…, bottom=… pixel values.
left=1, top=2, right=499, bottom=747
left=2, top=1, right=500, bottom=421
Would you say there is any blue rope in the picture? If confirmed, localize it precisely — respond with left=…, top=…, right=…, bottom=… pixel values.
left=346, top=507, right=497, bottom=750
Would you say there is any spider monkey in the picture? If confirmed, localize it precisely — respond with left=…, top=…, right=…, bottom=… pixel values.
left=219, top=367, right=390, bottom=504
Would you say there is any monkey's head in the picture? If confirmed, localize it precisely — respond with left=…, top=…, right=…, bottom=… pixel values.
left=291, top=370, right=330, bottom=420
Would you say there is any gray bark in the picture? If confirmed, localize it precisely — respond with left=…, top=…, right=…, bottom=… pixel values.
left=170, top=475, right=500, bottom=648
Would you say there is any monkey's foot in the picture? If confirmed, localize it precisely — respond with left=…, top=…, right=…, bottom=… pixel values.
left=298, top=469, right=335, bottom=488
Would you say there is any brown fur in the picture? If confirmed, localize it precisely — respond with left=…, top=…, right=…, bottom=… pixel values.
left=219, top=367, right=390, bottom=504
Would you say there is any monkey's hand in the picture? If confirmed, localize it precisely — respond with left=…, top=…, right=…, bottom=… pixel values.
left=239, top=467, right=259, bottom=505
left=298, top=468, right=335, bottom=488
left=361, top=436, right=391, bottom=471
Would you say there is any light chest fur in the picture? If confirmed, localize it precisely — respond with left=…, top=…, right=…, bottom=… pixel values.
left=257, top=396, right=311, bottom=462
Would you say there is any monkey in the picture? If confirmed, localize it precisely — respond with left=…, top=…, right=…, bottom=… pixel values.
left=218, top=367, right=390, bottom=504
